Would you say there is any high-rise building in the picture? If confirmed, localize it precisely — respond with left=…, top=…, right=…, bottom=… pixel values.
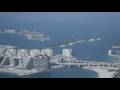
left=13, top=56, right=33, bottom=69
left=108, top=50, right=111, bottom=56
left=63, top=49, right=72, bottom=57
left=29, top=49, right=40, bottom=57
left=9, top=56, right=14, bottom=65
left=32, top=55, right=50, bottom=70
left=0, top=56, right=10, bottom=67
left=4, top=49, right=16, bottom=56
left=14, top=58, right=19, bottom=67
left=21, top=56, right=33, bottom=69
left=0, top=48, right=4, bottom=56
left=17, top=49, right=28, bottom=57
left=41, top=48, right=53, bottom=57
left=0, top=56, right=4, bottom=64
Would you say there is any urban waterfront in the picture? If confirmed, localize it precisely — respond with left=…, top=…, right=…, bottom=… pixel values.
left=0, top=12, right=120, bottom=78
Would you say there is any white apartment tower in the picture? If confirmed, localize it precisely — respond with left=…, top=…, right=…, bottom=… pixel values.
left=41, top=48, right=53, bottom=57
left=29, top=49, right=41, bottom=57
left=4, top=49, right=16, bottom=56
left=0, top=48, right=4, bottom=56
left=17, top=49, right=28, bottom=57
left=63, top=49, right=72, bottom=57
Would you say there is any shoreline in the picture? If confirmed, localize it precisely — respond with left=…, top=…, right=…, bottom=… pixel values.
left=0, top=68, right=44, bottom=77
left=0, top=31, right=51, bottom=41
left=83, top=67, right=117, bottom=78
left=0, top=66, right=118, bottom=78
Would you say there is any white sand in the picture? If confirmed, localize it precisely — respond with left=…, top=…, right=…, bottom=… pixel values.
left=51, top=65, right=65, bottom=69
left=83, top=67, right=118, bottom=78
left=0, top=68, right=43, bottom=76
left=0, top=67, right=118, bottom=78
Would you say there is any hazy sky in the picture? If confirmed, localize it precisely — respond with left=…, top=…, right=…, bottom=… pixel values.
left=0, top=12, right=120, bottom=22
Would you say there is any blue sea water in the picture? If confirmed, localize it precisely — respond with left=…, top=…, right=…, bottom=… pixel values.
left=0, top=19, right=120, bottom=78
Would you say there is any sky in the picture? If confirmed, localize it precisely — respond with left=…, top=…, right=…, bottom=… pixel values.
left=0, top=12, right=120, bottom=22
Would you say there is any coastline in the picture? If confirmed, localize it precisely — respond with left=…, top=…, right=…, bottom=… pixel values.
left=83, top=67, right=117, bottom=78
left=0, top=30, right=51, bottom=41
left=0, top=68, right=44, bottom=77
left=51, top=65, right=65, bottom=69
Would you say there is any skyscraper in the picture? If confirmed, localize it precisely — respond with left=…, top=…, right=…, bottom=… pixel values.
left=63, top=49, right=72, bottom=57
left=29, top=49, right=40, bottom=57
left=41, top=48, right=53, bottom=57
left=32, top=55, right=50, bottom=70
left=17, top=49, right=28, bottom=57
left=0, top=48, right=4, bottom=56
left=4, top=49, right=16, bottom=56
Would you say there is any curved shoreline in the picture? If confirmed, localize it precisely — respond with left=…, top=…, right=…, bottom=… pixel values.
left=0, top=30, right=51, bottom=41
left=0, top=67, right=117, bottom=78
left=47, top=38, right=101, bottom=48
left=83, top=67, right=117, bottom=78
left=0, top=68, right=43, bottom=77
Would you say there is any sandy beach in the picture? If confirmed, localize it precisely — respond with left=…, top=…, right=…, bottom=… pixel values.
left=51, top=65, right=65, bottom=69
left=0, top=68, right=44, bottom=76
left=0, top=67, right=118, bottom=78
left=83, top=67, right=118, bottom=78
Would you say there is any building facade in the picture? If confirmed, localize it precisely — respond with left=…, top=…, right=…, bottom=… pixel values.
left=63, top=49, right=72, bottom=57
left=17, top=49, right=28, bottom=57
left=4, top=49, right=16, bottom=56
left=32, top=55, right=50, bottom=70
left=29, top=49, right=40, bottom=57
left=0, top=48, right=4, bottom=56
left=41, top=48, right=53, bottom=57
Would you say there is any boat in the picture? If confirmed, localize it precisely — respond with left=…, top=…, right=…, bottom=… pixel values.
left=89, top=39, right=95, bottom=42
left=97, top=38, right=101, bottom=41
left=68, top=43, right=74, bottom=45
left=60, top=45, right=65, bottom=47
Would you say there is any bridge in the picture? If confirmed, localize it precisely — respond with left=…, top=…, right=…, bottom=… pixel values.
left=56, top=59, right=119, bottom=68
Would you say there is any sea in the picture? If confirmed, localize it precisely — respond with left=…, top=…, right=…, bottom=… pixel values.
left=0, top=19, right=120, bottom=78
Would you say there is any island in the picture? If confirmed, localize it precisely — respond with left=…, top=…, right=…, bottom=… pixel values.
left=46, top=38, right=101, bottom=48
left=0, top=45, right=16, bottom=49
left=0, top=30, right=51, bottom=41
left=108, top=50, right=120, bottom=57
left=112, top=44, right=120, bottom=48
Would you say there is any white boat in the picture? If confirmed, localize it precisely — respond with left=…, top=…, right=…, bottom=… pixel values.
left=60, top=45, right=65, bottom=47
left=96, top=38, right=101, bottom=41
left=68, top=43, right=74, bottom=45
left=89, top=39, right=95, bottom=42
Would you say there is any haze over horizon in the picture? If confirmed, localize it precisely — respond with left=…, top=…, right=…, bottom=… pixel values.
left=0, top=12, right=120, bottom=22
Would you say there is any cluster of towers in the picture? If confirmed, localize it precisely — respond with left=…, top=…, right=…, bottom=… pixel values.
left=0, top=54, right=50, bottom=70
left=0, top=48, right=53, bottom=57
left=0, top=48, right=73, bottom=70
left=0, top=48, right=53, bottom=70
